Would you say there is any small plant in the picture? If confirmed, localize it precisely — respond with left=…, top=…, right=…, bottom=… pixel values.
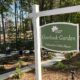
left=54, top=61, right=67, bottom=70
left=65, top=53, right=73, bottom=60
left=41, top=66, right=47, bottom=73
left=48, top=52, right=55, bottom=59
left=14, top=60, right=23, bottom=79
left=15, top=67, right=22, bottom=79
left=75, top=61, right=80, bottom=68
left=30, top=68, right=35, bottom=73
left=0, top=65, right=5, bottom=72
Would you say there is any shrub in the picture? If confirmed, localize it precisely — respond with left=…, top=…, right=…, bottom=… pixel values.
left=15, top=67, right=22, bottom=79
left=48, top=52, right=55, bottom=59
left=54, top=61, right=67, bottom=70
left=31, top=68, right=35, bottom=73
left=25, top=40, right=34, bottom=50
left=0, top=65, right=5, bottom=72
left=65, top=53, right=73, bottom=60
left=18, top=60, right=23, bottom=67
left=75, top=61, right=80, bottom=68
left=41, top=66, right=47, bottom=72
left=14, top=60, right=23, bottom=79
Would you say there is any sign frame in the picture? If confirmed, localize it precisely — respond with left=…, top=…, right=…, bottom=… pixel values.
left=41, top=22, right=79, bottom=53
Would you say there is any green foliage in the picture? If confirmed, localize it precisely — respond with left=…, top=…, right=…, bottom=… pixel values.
left=0, top=0, right=13, bottom=13
left=16, top=39, right=24, bottom=49
left=0, top=65, right=5, bottom=72
left=0, top=44, right=5, bottom=53
left=14, top=60, right=23, bottom=79
left=25, top=40, right=34, bottom=50
left=48, top=52, right=55, bottom=59
left=17, top=59, right=23, bottom=67
left=75, top=61, right=80, bottom=68
left=41, top=66, right=47, bottom=72
left=30, top=68, right=35, bottom=73
left=54, top=61, right=67, bottom=70
left=15, top=67, right=22, bottom=79
left=65, top=53, right=73, bottom=60
left=0, top=0, right=80, bottom=54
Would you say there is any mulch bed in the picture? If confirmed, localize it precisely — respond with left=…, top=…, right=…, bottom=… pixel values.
left=0, top=54, right=34, bottom=74
left=5, top=67, right=80, bottom=80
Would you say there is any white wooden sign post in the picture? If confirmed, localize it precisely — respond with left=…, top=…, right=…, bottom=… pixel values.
left=28, top=4, right=80, bottom=80
left=31, top=5, right=42, bottom=80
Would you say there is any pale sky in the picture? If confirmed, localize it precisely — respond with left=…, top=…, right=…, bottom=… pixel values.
left=0, top=3, right=28, bottom=28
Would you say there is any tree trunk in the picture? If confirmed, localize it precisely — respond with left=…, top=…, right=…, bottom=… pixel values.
left=20, top=0, right=25, bottom=40
left=39, top=0, right=45, bottom=25
left=50, top=0, right=54, bottom=23
left=1, top=11, right=6, bottom=54
left=0, top=26, right=1, bottom=44
left=19, top=1, right=22, bottom=39
left=15, top=0, right=18, bottom=48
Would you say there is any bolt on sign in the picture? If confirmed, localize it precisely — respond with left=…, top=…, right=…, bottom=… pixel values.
left=41, top=22, right=79, bottom=52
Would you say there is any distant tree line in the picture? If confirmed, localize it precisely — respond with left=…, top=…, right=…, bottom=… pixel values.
left=0, top=0, right=80, bottom=53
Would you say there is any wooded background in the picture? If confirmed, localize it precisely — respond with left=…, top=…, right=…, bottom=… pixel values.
left=0, top=0, right=80, bottom=53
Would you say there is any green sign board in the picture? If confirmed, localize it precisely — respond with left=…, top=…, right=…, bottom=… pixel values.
left=41, top=22, right=79, bottom=52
